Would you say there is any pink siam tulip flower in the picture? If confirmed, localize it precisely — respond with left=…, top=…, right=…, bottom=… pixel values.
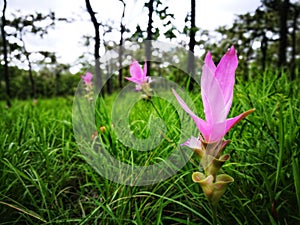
left=125, top=60, right=151, bottom=91
left=81, top=72, right=93, bottom=86
left=173, top=46, right=255, bottom=143
left=81, top=72, right=94, bottom=101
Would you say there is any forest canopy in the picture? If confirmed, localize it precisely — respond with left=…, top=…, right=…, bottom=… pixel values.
left=1, top=0, right=299, bottom=101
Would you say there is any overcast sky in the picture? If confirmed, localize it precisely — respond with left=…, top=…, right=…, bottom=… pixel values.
left=5, top=0, right=262, bottom=72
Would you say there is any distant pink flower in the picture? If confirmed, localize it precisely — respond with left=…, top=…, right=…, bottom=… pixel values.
left=125, top=60, right=151, bottom=91
left=173, top=46, right=255, bottom=143
left=81, top=72, right=93, bottom=86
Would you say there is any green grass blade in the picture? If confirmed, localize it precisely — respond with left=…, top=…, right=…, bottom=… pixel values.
left=0, top=200, right=47, bottom=223
left=275, top=104, right=284, bottom=193
left=292, top=153, right=300, bottom=216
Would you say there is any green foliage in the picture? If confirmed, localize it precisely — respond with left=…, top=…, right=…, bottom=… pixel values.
left=0, top=69, right=299, bottom=224
left=132, top=0, right=177, bottom=41
left=0, top=65, right=81, bottom=99
left=225, top=69, right=300, bottom=224
left=210, top=0, right=300, bottom=79
left=5, top=11, right=58, bottom=66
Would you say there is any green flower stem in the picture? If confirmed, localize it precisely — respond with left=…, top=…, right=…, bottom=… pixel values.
left=149, top=98, right=163, bottom=119
left=210, top=202, right=218, bottom=225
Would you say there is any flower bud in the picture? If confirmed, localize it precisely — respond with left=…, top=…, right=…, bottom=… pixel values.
left=192, top=172, right=234, bottom=205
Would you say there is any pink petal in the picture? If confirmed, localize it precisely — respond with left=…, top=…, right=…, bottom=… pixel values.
left=208, top=121, right=227, bottom=142
left=181, top=136, right=201, bottom=148
left=214, top=46, right=238, bottom=116
left=172, top=89, right=210, bottom=140
left=143, top=61, right=148, bottom=77
left=224, top=108, right=256, bottom=134
left=85, top=72, right=93, bottom=80
left=172, top=89, right=197, bottom=118
left=130, top=60, right=144, bottom=80
left=125, top=76, right=140, bottom=84
left=82, top=72, right=93, bottom=85
left=201, top=61, right=227, bottom=124
left=204, top=51, right=216, bottom=73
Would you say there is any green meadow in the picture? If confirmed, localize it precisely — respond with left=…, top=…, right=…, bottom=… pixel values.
left=1, top=70, right=299, bottom=224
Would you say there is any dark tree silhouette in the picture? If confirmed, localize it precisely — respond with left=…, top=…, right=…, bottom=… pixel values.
left=187, top=0, right=196, bottom=90
left=1, top=0, right=11, bottom=107
left=131, top=0, right=175, bottom=77
left=54, top=63, right=70, bottom=96
left=118, top=0, right=126, bottom=88
left=261, top=34, right=268, bottom=71
left=6, top=12, right=56, bottom=99
left=212, top=0, right=300, bottom=79
left=290, top=3, right=299, bottom=80
left=21, top=35, right=35, bottom=98
left=146, top=0, right=154, bottom=76
left=85, top=0, right=102, bottom=93
left=278, top=0, right=289, bottom=67
left=101, top=23, right=114, bottom=95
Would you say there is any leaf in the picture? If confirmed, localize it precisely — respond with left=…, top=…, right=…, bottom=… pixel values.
left=0, top=201, right=47, bottom=223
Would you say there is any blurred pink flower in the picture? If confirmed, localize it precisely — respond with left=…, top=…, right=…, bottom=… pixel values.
left=125, top=60, right=151, bottom=91
left=173, top=46, right=255, bottom=143
left=81, top=72, right=93, bottom=86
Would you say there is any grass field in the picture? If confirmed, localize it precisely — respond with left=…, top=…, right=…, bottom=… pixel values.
left=0, top=70, right=299, bottom=224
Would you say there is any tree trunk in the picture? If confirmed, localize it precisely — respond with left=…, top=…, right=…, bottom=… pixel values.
left=290, top=5, right=298, bottom=80
left=55, top=72, right=60, bottom=96
left=85, top=0, right=102, bottom=94
left=14, top=25, right=37, bottom=99
left=146, top=0, right=154, bottom=76
left=118, top=0, right=126, bottom=88
left=20, top=34, right=36, bottom=99
left=187, top=0, right=196, bottom=90
left=106, top=64, right=113, bottom=95
left=278, top=0, right=289, bottom=67
left=1, top=0, right=11, bottom=107
left=261, top=34, right=268, bottom=71
left=26, top=54, right=36, bottom=99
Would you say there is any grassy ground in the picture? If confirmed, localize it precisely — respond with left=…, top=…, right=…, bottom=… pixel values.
left=0, top=70, right=299, bottom=224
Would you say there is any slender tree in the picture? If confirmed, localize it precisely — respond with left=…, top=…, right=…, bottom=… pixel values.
left=6, top=11, right=57, bottom=99
left=54, top=63, right=70, bottom=96
left=118, top=0, right=126, bottom=88
left=290, top=3, right=299, bottom=80
left=261, top=34, right=268, bottom=71
left=85, top=0, right=102, bottom=93
left=278, top=0, right=289, bottom=67
left=132, top=0, right=175, bottom=77
left=101, top=22, right=114, bottom=95
left=20, top=32, right=36, bottom=98
left=145, top=0, right=154, bottom=76
left=1, top=0, right=11, bottom=107
left=187, top=0, right=196, bottom=90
